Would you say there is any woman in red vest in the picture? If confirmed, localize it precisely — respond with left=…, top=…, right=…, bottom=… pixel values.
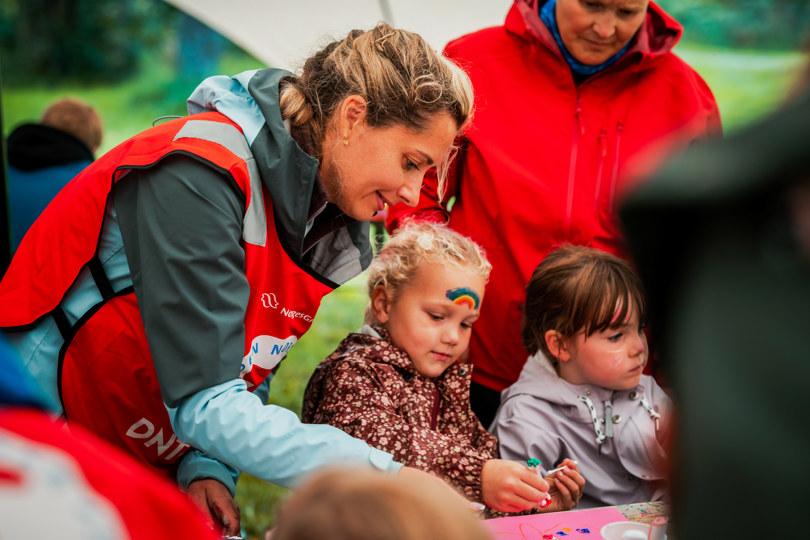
left=0, top=23, right=473, bottom=535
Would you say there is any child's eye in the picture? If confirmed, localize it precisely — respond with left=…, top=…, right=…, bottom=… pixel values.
left=461, top=321, right=473, bottom=330
left=607, top=332, right=623, bottom=342
left=405, top=158, right=419, bottom=171
left=428, top=313, right=443, bottom=321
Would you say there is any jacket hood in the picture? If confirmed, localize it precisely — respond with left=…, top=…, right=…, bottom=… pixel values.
left=187, top=69, right=317, bottom=246
left=504, top=352, right=652, bottom=409
left=7, top=123, right=93, bottom=171
left=502, top=351, right=582, bottom=406
left=187, top=68, right=372, bottom=284
left=507, top=0, right=682, bottom=65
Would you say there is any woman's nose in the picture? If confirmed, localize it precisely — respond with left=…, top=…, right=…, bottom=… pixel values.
left=592, top=14, right=617, bottom=39
left=397, top=174, right=423, bottom=207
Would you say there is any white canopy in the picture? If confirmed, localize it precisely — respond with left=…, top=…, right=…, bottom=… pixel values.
left=164, top=0, right=512, bottom=70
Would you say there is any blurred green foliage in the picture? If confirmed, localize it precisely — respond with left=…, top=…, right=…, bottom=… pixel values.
left=657, top=0, right=810, bottom=50
left=1, top=43, right=262, bottom=154
left=1, top=1, right=809, bottom=537
left=0, top=0, right=175, bottom=84
left=675, top=45, right=807, bottom=133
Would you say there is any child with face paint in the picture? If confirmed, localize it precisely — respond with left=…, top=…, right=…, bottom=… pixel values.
left=302, top=222, right=584, bottom=515
left=491, top=245, right=673, bottom=508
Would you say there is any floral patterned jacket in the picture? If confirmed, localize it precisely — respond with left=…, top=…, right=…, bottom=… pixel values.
left=302, top=325, right=499, bottom=503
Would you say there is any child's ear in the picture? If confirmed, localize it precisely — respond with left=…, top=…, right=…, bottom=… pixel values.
left=370, top=285, right=391, bottom=324
left=545, top=330, right=571, bottom=363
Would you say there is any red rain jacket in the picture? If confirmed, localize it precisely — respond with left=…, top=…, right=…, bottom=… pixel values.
left=387, top=0, right=721, bottom=392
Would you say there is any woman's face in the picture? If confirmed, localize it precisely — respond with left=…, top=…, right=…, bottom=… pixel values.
left=556, top=0, right=648, bottom=66
left=320, top=100, right=458, bottom=221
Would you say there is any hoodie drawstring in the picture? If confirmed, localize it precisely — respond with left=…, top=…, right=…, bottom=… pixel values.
left=580, top=393, right=662, bottom=448
left=639, top=396, right=661, bottom=432
left=578, top=394, right=607, bottom=446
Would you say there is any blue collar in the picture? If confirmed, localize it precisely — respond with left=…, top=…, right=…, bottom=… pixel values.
left=540, top=0, right=633, bottom=78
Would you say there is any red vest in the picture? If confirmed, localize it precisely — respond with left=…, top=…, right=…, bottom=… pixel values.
left=0, top=409, right=219, bottom=540
left=0, top=113, right=334, bottom=477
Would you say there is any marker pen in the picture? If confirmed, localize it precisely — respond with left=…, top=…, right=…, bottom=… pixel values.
left=526, top=459, right=552, bottom=508
left=546, top=460, right=579, bottom=475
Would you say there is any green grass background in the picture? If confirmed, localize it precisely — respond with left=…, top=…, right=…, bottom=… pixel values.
left=2, top=43, right=807, bottom=538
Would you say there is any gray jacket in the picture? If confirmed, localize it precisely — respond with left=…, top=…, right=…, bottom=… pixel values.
left=491, top=352, right=671, bottom=508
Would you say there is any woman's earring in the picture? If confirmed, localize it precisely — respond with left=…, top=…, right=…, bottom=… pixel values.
left=342, top=138, right=349, bottom=146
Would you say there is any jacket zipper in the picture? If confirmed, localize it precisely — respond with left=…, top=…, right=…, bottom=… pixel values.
left=566, top=95, right=583, bottom=233
left=608, top=122, right=624, bottom=214
left=594, top=128, right=607, bottom=212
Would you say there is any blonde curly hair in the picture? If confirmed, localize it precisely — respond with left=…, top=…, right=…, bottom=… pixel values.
left=364, top=221, right=491, bottom=324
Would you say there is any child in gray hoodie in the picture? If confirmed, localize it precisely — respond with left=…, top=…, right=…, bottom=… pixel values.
left=491, top=245, right=672, bottom=508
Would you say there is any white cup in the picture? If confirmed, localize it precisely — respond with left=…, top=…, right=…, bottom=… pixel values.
left=600, top=521, right=666, bottom=540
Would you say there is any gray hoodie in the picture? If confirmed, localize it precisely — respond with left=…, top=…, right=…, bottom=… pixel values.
left=491, top=352, right=671, bottom=508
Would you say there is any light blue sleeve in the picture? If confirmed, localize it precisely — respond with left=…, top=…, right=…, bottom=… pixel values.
left=174, top=371, right=273, bottom=495
left=167, top=378, right=403, bottom=488
left=176, top=449, right=240, bottom=496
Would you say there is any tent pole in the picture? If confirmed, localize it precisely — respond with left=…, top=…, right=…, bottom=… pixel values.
left=0, top=59, right=10, bottom=277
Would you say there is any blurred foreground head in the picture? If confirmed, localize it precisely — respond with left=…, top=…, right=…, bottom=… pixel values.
left=271, top=468, right=492, bottom=540
left=40, top=96, right=103, bottom=154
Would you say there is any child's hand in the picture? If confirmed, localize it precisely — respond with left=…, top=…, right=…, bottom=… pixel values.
left=541, top=458, right=586, bottom=512
left=481, top=459, right=550, bottom=513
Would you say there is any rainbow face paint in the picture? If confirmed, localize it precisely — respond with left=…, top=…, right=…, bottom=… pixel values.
left=446, top=287, right=480, bottom=310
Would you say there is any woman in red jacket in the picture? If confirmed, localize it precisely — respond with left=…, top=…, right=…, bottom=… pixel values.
left=386, top=0, right=721, bottom=427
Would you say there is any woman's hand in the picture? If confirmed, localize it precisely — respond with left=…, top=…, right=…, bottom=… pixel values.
left=541, top=458, right=586, bottom=512
left=187, top=478, right=241, bottom=536
left=481, top=459, right=550, bottom=513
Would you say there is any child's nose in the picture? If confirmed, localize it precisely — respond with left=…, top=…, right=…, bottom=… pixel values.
left=630, top=332, right=646, bottom=356
left=442, top=325, right=460, bottom=345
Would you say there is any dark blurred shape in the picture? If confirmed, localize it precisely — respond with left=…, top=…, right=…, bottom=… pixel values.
left=620, top=78, right=810, bottom=539
left=1, top=60, right=9, bottom=277
left=6, top=96, right=102, bottom=252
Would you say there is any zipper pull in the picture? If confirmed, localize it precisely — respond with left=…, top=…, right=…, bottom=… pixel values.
left=576, top=97, right=584, bottom=135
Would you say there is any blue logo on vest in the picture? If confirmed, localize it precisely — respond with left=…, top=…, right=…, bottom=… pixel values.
left=241, top=334, right=298, bottom=376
